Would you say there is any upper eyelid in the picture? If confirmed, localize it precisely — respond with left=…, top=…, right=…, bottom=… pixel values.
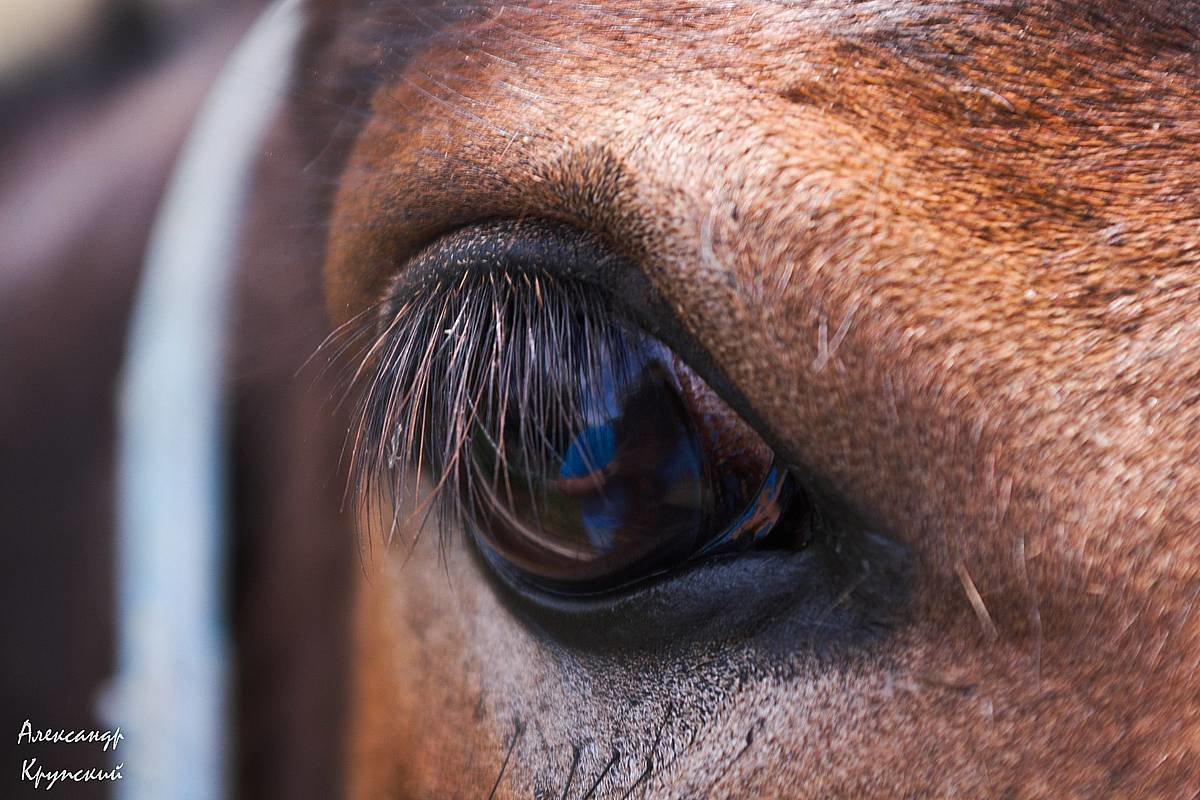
left=373, top=218, right=789, bottom=471
left=379, top=220, right=656, bottom=336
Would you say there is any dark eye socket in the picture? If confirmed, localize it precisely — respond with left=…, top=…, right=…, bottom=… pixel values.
left=346, top=223, right=811, bottom=596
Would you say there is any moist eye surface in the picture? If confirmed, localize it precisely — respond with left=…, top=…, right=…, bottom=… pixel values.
left=348, top=229, right=809, bottom=596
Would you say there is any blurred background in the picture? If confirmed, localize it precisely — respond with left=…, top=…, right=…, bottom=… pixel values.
left=2, top=1, right=267, bottom=796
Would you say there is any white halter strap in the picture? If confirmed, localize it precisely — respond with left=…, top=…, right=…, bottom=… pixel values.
left=115, top=1, right=303, bottom=796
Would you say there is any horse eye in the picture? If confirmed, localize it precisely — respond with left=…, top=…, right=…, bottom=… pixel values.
left=350, top=228, right=810, bottom=597
left=469, top=314, right=802, bottom=594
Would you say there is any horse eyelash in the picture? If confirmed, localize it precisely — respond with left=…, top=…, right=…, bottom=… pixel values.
left=324, top=268, right=634, bottom=555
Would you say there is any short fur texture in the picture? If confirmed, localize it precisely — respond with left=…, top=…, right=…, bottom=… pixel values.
left=300, top=1, right=1200, bottom=796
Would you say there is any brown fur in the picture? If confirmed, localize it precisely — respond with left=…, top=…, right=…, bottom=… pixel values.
left=7, top=1, right=1196, bottom=797
left=309, top=1, right=1200, bottom=796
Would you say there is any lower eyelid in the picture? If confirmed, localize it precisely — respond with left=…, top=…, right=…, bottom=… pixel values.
left=483, top=531, right=911, bottom=653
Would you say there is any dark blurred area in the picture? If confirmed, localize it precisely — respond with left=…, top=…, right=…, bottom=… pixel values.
left=1, top=1, right=264, bottom=796
left=0, top=1, right=261, bottom=136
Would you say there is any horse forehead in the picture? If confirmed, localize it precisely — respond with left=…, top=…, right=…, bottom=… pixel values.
left=322, top=0, right=1200, bottom=599
left=312, top=0, right=1199, bottom=97
left=327, top=0, right=1199, bottom=347
left=328, top=0, right=1199, bottom=248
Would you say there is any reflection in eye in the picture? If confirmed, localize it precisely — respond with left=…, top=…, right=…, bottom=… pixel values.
left=470, top=313, right=798, bottom=591
left=347, top=261, right=806, bottom=595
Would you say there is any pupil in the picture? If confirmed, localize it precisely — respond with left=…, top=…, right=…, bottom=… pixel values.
left=412, top=273, right=801, bottom=595
left=360, top=260, right=805, bottom=597
left=471, top=329, right=711, bottom=590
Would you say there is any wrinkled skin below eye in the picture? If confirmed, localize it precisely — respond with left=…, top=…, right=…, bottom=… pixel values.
left=350, top=474, right=910, bottom=799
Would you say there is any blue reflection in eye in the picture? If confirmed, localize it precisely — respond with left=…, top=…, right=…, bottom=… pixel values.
left=543, top=338, right=705, bottom=560
left=469, top=313, right=793, bottom=593
left=559, top=424, right=615, bottom=482
left=559, top=423, right=620, bottom=551
left=555, top=348, right=711, bottom=557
